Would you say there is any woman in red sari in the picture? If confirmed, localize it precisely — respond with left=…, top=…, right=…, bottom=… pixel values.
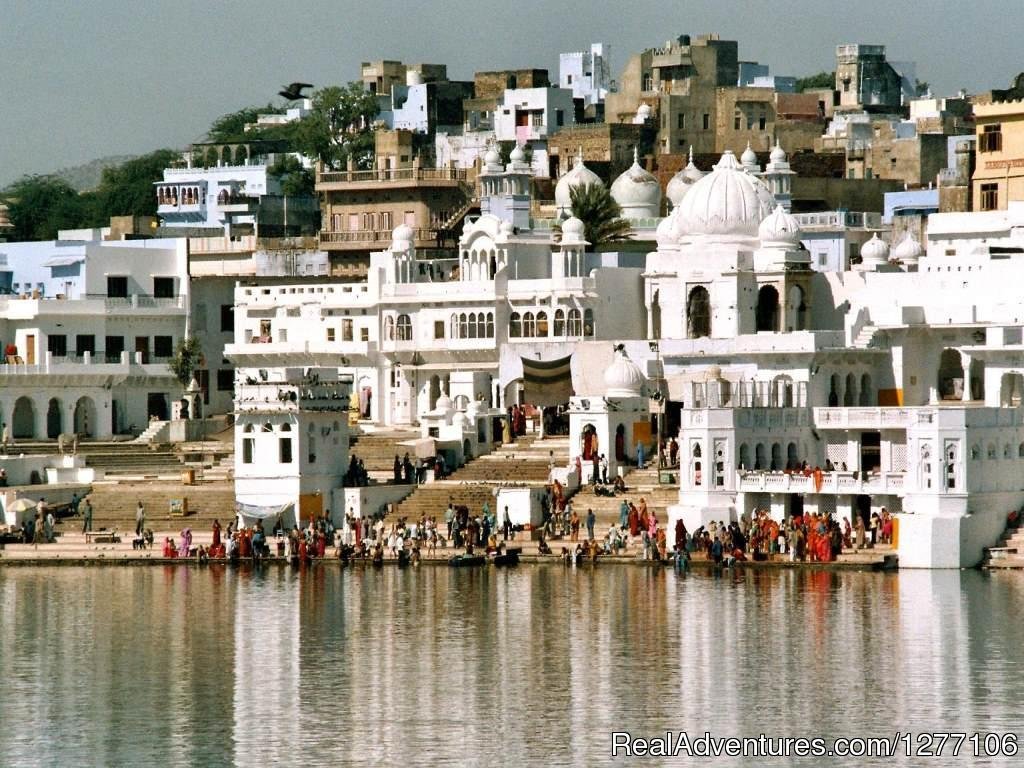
left=297, top=536, right=307, bottom=563
left=315, top=531, right=326, bottom=558
left=211, top=519, right=222, bottom=550
left=628, top=503, right=639, bottom=537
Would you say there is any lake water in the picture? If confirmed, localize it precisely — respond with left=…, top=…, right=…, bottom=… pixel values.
left=0, top=564, right=1021, bottom=767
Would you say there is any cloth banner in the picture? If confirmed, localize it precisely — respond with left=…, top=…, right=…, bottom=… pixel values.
left=235, top=501, right=294, bottom=521
left=522, top=354, right=574, bottom=407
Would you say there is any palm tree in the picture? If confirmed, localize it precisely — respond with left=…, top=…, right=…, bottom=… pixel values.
left=567, top=183, right=632, bottom=252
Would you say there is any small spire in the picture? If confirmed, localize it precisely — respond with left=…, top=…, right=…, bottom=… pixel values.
left=576, top=146, right=584, bottom=166
left=633, top=146, right=639, bottom=165
left=688, top=145, right=694, bottom=164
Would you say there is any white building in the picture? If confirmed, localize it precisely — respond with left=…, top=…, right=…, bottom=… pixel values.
left=0, top=234, right=190, bottom=438
left=559, top=43, right=612, bottom=107
left=492, top=86, right=577, bottom=177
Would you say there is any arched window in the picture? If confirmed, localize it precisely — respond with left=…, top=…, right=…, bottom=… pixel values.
left=828, top=374, right=840, bottom=406
left=788, top=285, right=807, bottom=331
left=523, top=312, right=536, bottom=338
left=486, top=312, right=494, bottom=338
left=844, top=373, right=857, bottom=407
left=756, top=285, right=780, bottom=332
left=243, top=423, right=254, bottom=433
left=583, top=308, right=595, bottom=337
left=384, top=315, right=395, bottom=341
left=755, top=443, right=767, bottom=470
left=397, top=314, right=412, bottom=341
left=280, top=423, right=291, bottom=432
left=536, top=311, right=549, bottom=337
left=567, top=309, right=582, bottom=336
left=787, top=442, right=798, bottom=469
left=262, top=423, right=274, bottom=432
left=938, top=348, right=964, bottom=401
left=469, top=313, right=479, bottom=338
left=859, top=374, right=873, bottom=406
left=1019, top=442, right=1024, bottom=459
left=510, top=312, right=521, bottom=337
left=460, top=312, right=469, bottom=339
left=1004, top=444, right=1012, bottom=460
left=553, top=309, right=565, bottom=336
left=987, top=444, right=997, bottom=460
left=450, top=313, right=459, bottom=339
left=686, top=286, right=711, bottom=338
left=770, top=443, right=782, bottom=471
left=738, top=443, right=750, bottom=470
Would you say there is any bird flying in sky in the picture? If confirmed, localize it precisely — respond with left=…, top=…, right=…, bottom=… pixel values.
left=279, top=82, right=313, bottom=101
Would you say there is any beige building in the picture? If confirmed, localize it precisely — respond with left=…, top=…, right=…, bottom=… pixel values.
left=317, top=131, right=474, bottom=278
left=604, top=34, right=738, bottom=155
left=546, top=123, right=656, bottom=180
left=361, top=61, right=448, bottom=95
left=972, top=99, right=1024, bottom=211
left=844, top=120, right=948, bottom=186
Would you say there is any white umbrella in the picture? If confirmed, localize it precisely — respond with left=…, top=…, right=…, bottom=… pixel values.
left=7, top=498, right=37, bottom=514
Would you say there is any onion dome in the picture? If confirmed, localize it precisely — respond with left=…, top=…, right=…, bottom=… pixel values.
left=391, top=223, right=415, bottom=250
left=452, top=411, right=469, bottom=427
left=769, top=141, right=787, bottom=165
left=610, top=147, right=662, bottom=218
left=555, top=148, right=603, bottom=214
left=655, top=212, right=678, bottom=248
left=741, top=142, right=759, bottom=173
left=509, top=144, right=525, bottom=163
left=604, top=349, right=646, bottom=397
left=674, top=150, right=775, bottom=239
left=666, top=147, right=702, bottom=207
left=857, top=233, right=890, bottom=270
left=560, top=216, right=587, bottom=247
left=892, top=233, right=923, bottom=265
left=758, top=204, right=802, bottom=247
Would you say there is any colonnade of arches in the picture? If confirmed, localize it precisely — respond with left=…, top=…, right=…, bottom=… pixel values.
left=2, top=395, right=100, bottom=439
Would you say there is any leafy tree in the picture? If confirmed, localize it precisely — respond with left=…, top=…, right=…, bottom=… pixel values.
left=3, top=176, right=93, bottom=240
left=567, top=183, right=632, bottom=252
left=94, top=149, right=180, bottom=219
left=168, top=336, right=203, bottom=388
left=796, top=71, right=835, bottom=93
left=289, top=83, right=381, bottom=169
left=268, top=155, right=315, bottom=196
left=207, top=104, right=284, bottom=143
left=915, top=79, right=930, bottom=97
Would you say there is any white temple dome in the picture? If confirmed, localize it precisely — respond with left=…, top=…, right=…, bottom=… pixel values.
left=604, top=350, right=645, bottom=397
left=391, top=223, right=415, bottom=249
left=499, top=220, right=514, bottom=235
left=892, top=233, right=923, bottom=263
left=435, top=392, right=453, bottom=413
left=740, top=142, right=759, bottom=172
left=509, top=144, right=525, bottom=163
left=555, top=150, right=603, bottom=213
left=452, top=411, right=469, bottom=427
left=674, top=150, right=775, bottom=238
left=667, top=148, right=703, bottom=207
left=858, top=233, right=890, bottom=269
left=610, top=149, right=662, bottom=218
left=758, top=204, right=802, bottom=246
left=562, top=216, right=585, bottom=238
left=655, top=212, right=678, bottom=248
left=769, top=141, right=787, bottom=164
left=483, top=146, right=501, bottom=166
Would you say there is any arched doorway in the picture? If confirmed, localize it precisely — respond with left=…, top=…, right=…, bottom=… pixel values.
left=770, top=443, right=782, bottom=471
left=755, top=443, right=767, bottom=470
left=686, top=286, right=711, bottom=338
left=12, top=397, right=35, bottom=439
left=46, top=398, right=63, bottom=439
left=829, top=374, right=840, bottom=406
left=844, top=373, right=857, bottom=406
left=581, top=424, right=598, bottom=460
left=429, top=375, right=441, bottom=411
left=615, top=424, right=626, bottom=461
left=651, top=289, right=662, bottom=339
left=756, top=285, right=780, bottom=332
left=73, top=396, right=96, bottom=437
left=938, top=349, right=964, bottom=400
left=147, top=393, right=169, bottom=421
left=787, top=285, right=807, bottom=331
left=969, top=358, right=985, bottom=401
left=859, top=374, right=873, bottom=406
left=1001, top=373, right=1024, bottom=406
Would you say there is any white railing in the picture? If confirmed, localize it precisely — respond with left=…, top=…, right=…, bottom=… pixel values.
left=736, top=470, right=905, bottom=495
left=813, top=407, right=925, bottom=429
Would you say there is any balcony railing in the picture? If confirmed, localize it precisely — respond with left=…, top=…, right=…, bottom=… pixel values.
left=319, top=228, right=440, bottom=246
left=316, top=167, right=467, bottom=185
left=85, top=294, right=187, bottom=310
left=736, top=470, right=905, bottom=495
left=813, top=407, right=926, bottom=430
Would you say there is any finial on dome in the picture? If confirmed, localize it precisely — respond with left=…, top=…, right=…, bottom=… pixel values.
left=688, top=145, right=694, bottom=163
left=633, top=146, right=639, bottom=165
left=576, top=146, right=584, bottom=166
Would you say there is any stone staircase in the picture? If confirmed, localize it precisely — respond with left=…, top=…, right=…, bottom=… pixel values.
left=0, top=530, right=217, bottom=561
left=390, top=435, right=567, bottom=523
left=348, top=429, right=421, bottom=476
left=852, top=323, right=879, bottom=349
left=67, top=481, right=236, bottom=534
left=83, top=444, right=187, bottom=478
left=572, top=466, right=679, bottom=528
left=982, top=524, right=1024, bottom=569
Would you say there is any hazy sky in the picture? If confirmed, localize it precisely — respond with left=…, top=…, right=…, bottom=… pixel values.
left=2, top=0, right=1022, bottom=186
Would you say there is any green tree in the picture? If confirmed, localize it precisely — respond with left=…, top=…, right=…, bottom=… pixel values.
left=94, top=149, right=180, bottom=219
left=915, top=79, right=930, bottom=97
left=269, top=155, right=315, bottom=196
left=207, top=104, right=284, bottom=143
left=796, top=71, right=835, bottom=92
left=567, top=183, right=632, bottom=252
left=168, top=336, right=203, bottom=388
left=289, top=83, right=380, bottom=169
left=3, top=176, right=93, bottom=240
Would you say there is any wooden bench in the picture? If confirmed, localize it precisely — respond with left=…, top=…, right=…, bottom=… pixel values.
left=85, top=530, right=120, bottom=544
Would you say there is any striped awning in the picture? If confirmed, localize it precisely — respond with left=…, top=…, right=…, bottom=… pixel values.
left=522, top=354, right=573, bottom=407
